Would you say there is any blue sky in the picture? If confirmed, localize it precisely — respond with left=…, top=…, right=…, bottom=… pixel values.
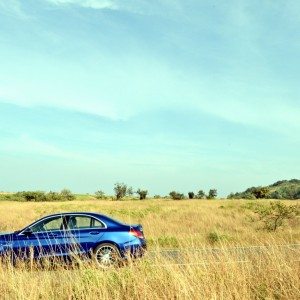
left=0, top=0, right=299, bottom=196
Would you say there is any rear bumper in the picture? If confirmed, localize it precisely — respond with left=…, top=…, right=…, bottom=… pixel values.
left=121, top=238, right=147, bottom=258
left=135, top=241, right=147, bottom=257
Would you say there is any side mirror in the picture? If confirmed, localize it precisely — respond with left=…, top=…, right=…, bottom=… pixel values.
left=22, top=228, right=33, bottom=236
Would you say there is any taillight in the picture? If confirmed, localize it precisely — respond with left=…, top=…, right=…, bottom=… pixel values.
left=129, top=228, right=144, bottom=239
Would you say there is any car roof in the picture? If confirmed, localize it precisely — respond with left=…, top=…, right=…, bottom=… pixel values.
left=40, top=212, right=127, bottom=226
left=46, top=212, right=105, bottom=217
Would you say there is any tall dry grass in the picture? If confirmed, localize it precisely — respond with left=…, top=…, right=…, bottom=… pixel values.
left=0, top=199, right=299, bottom=299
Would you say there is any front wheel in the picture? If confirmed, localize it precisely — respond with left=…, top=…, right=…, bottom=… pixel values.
left=93, top=243, right=121, bottom=268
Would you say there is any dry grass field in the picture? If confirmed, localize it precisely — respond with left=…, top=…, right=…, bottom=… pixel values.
left=0, top=199, right=299, bottom=299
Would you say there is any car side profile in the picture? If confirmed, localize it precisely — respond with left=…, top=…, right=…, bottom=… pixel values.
left=0, top=212, right=146, bottom=267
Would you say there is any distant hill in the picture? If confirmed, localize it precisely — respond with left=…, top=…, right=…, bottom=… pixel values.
left=228, top=179, right=300, bottom=200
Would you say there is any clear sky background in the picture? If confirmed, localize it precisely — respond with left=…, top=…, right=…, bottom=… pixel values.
left=0, top=0, right=299, bottom=196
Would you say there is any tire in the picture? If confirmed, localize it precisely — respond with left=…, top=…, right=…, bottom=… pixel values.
left=93, top=243, right=121, bottom=269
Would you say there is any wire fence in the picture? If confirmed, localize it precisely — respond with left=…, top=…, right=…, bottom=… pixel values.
left=145, top=243, right=300, bottom=266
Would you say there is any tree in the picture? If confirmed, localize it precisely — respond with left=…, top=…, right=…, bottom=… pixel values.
left=47, top=191, right=61, bottom=201
left=60, top=189, right=75, bottom=201
left=15, top=191, right=47, bottom=202
left=242, top=193, right=256, bottom=199
left=227, top=193, right=235, bottom=199
left=127, top=186, right=134, bottom=197
left=253, top=201, right=300, bottom=231
left=188, top=192, right=194, bottom=199
left=136, top=189, right=148, bottom=200
left=114, top=183, right=128, bottom=200
left=169, top=191, right=185, bottom=200
left=95, top=190, right=105, bottom=199
left=226, top=179, right=300, bottom=200
left=207, top=189, right=217, bottom=199
left=252, top=187, right=270, bottom=199
left=196, top=190, right=206, bottom=199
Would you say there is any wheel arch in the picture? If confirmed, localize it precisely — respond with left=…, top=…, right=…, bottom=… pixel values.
left=93, top=240, right=122, bottom=254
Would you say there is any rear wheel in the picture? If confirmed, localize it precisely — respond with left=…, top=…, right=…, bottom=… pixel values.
left=93, top=243, right=121, bottom=268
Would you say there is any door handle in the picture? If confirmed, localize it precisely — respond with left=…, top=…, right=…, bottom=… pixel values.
left=89, top=231, right=100, bottom=235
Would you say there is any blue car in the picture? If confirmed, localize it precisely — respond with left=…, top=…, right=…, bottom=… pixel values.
left=0, top=212, right=146, bottom=267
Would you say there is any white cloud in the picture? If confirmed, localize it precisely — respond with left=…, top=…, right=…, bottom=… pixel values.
left=44, top=0, right=184, bottom=15
left=1, top=42, right=299, bottom=136
left=0, top=0, right=299, bottom=137
left=45, top=0, right=117, bottom=10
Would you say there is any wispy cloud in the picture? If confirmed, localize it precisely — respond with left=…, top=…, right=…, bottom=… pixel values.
left=0, top=0, right=299, bottom=194
left=45, top=0, right=117, bottom=10
left=0, top=132, right=202, bottom=169
left=1, top=54, right=299, bottom=136
left=0, top=0, right=28, bottom=19
left=0, top=134, right=90, bottom=161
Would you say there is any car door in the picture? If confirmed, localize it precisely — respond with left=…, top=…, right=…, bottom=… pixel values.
left=14, top=215, right=69, bottom=258
left=65, top=215, right=106, bottom=255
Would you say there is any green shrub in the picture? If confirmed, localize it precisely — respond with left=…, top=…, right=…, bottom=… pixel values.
left=169, top=191, right=185, bottom=200
left=188, top=192, right=194, bottom=199
left=47, top=191, right=62, bottom=201
left=227, top=179, right=300, bottom=199
left=136, top=189, right=148, bottom=200
left=207, top=189, right=217, bottom=199
left=114, top=183, right=131, bottom=200
left=272, top=186, right=300, bottom=200
left=7, top=189, right=76, bottom=202
left=15, top=191, right=47, bottom=202
left=207, top=231, right=228, bottom=244
left=243, top=193, right=256, bottom=199
left=60, top=189, right=75, bottom=201
left=196, top=190, right=206, bottom=199
left=95, top=190, right=106, bottom=199
left=252, top=187, right=270, bottom=199
left=251, top=201, right=300, bottom=231
left=157, top=235, right=179, bottom=247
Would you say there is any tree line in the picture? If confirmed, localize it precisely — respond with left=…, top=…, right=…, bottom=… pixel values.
left=228, top=179, right=300, bottom=200
left=1, top=179, right=299, bottom=201
left=1, top=189, right=75, bottom=202
left=94, top=183, right=218, bottom=200
left=0, top=183, right=218, bottom=201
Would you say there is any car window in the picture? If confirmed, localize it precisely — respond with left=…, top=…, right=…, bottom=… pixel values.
left=67, top=216, right=105, bottom=229
left=93, top=219, right=105, bottom=228
left=30, top=216, right=64, bottom=232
